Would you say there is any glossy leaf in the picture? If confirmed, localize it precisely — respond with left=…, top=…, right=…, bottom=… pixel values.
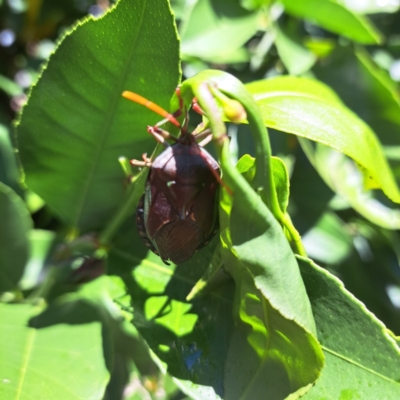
left=111, top=225, right=320, bottom=399
left=302, top=211, right=353, bottom=264
left=180, top=0, right=259, bottom=60
left=110, top=230, right=236, bottom=399
left=245, top=76, right=400, bottom=203
left=274, top=21, right=317, bottom=75
left=0, top=303, right=109, bottom=400
left=0, top=183, right=32, bottom=293
left=298, top=257, right=400, bottom=398
left=219, top=180, right=323, bottom=398
left=31, top=275, right=164, bottom=400
left=19, top=230, right=56, bottom=290
left=17, top=0, right=180, bottom=231
left=180, top=69, right=324, bottom=396
left=336, top=226, right=400, bottom=335
left=0, top=125, right=21, bottom=195
left=338, top=0, right=400, bottom=14
left=301, top=140, right=400, bottom=229
left=0, top=74, right=22, bottom=97
left=281, top=0, right=382, bottom=44
left=240, top=0, right=271, bottom=11
left=313, top=47, right=400, bottom=150
left=237, top=154, right=290, bottom=214
left=289, top=148, right=334, bottom=234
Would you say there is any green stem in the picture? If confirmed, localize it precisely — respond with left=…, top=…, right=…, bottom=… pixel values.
left=226, top=92, right=280, bottom=214
left=282, top=214, right=307, bottom=257
left=98, top=170, right=147, bottom=246
left=218, top=81, right=307, bottom=256
left=183, top=71, right=307, bottom=256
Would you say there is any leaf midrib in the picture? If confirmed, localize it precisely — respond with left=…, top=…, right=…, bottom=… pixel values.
left=71, top=0, right=148, bottom=229
left=322, top=345, right=400, bottom=384
left=15, top=329, right=35, bottom=400
left=253, top=90, right=343, bottom=107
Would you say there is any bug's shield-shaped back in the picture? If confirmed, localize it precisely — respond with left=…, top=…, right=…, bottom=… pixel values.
left=141, top=143, right=219, bottom=264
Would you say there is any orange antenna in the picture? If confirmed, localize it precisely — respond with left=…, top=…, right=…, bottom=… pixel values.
left=122, top=91, right=181, bottom=128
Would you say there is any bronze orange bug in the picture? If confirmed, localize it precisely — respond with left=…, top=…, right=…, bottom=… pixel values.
left=122, top=89, right=220, bottom=265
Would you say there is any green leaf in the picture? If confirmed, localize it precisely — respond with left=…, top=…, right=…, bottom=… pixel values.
left=180, top=0, right=259, bottom=60
left=338, top=0, right=400, bottom=14
left=240, top=0, right=272, bottom=11
left=112, top=234, right=322, bottom=399
left=334, top=225, right=400, bottom=334
left=0, top=125, right=22, bottom=195
left=29, top=275, right=166, bottom=399
left=302, top=211, right=353, bottom=264
left=298, top=257, right=400, bottom=398
left=179, top=69, right=324, bottom=395
left=274, top=20, right=317, bottom=75
left=281, top=0, right=382, bottom=44
left=17, top=0, right=180, bottom=231
left=245, top=76, right=400, bottom=203
left=111, top=233, right=236, bottom=399
left=313, top=47, right=400, bottom=150
left=0, top=303, right=109, bottom=400
left=219, top=179, right=324, bottom=397
left=237, top=154, right=290, bottom=214
left=0, top=74, right=23, bottom=97
left=236, top=154, right=256, bottom=178
left=289, top=149, right=334, bottom=234
left=19, top=230, right=56, bottom=291
left=0, top=183, right=32, bottom=293
left=301, top=140, right=400, bottom=229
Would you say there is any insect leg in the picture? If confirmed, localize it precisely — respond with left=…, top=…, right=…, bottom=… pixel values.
left=197, top=134, right=213, bottom=147
left=171, top=87, right=184, bottom=119
left=192, top=97, right=205, bottom=116
left=130, top=153, right=153, bottom=167
left=130, top=159, right=152, bottom=167
left=194, top=128, right=212, bottom=147
left=172, top=87, right=190, bottom=133
left=147, top=126, right=176, bottom=146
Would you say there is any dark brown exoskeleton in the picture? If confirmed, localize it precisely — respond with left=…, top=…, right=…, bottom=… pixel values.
left=122, top=90, right=220, bottom=265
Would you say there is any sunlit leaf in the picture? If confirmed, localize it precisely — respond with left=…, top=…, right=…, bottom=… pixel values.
left=180, top=0, right=259, bottom=60
left=0, top=183, right=32, bottom=293
left=0, top=125, right=21, bottom=195
left=274, top=21, right=317, bottom=75
left=301, top=140, right=400, bottom=229
left=17, top=0, right=180, bottom=231
left=299, top=257, right=400, bottom=398
left=246, top=76, right=400, bottom=203
left=113, top=236, right=235, bottom=400
left=338, top=0, right=400, bottom=14
left=313, top=47, right=400, bottom=150
left=237, top=154, right=290, bottom=213
left=19, top=230, right=55, bottom=291
left=281, top=0, right=382, bottom=44
left=0, top=303, right=109, bottom=400
left=302, top=211, right=353, bottom=264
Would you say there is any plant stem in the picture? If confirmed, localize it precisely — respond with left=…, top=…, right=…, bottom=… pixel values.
left=98, top=170, right=147, bottom=246
left=282, top=214, right=307, bottom=257
left=183, top=71, right=307, bottom=256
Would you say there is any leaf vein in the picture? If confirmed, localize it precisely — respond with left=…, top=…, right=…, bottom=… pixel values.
left=322, top=345, right=400, bottom=384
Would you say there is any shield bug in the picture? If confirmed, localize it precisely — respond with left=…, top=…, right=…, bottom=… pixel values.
left=122, top=89, right=220, bottom=265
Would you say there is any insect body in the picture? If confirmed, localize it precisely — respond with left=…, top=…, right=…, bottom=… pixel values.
left=123, top=90, right=220, bottom=265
